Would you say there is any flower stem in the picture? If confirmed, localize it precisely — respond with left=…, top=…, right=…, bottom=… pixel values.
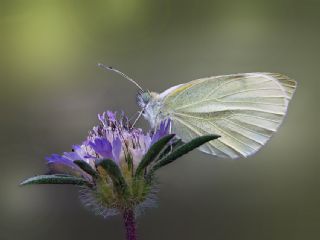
left=123, top=208, right=137, bottom=240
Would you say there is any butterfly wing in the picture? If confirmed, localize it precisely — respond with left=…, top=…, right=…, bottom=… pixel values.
left=161, top=73, right=296, bottom=159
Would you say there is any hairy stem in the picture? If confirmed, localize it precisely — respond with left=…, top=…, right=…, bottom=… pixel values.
left=123, top=208, right=137, bottom=240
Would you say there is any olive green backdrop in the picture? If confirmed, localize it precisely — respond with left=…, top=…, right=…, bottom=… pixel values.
left=0, top=0, right=319, bottom=239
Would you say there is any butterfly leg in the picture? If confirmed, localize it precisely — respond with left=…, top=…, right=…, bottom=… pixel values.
left=131, top=110, right=143, bottom=128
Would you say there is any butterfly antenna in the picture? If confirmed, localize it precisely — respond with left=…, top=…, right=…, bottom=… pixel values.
left=98, top=63, right=144, bottom=91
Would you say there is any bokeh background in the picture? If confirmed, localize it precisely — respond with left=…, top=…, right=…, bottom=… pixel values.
left=0, top=0, right=319, bottom=239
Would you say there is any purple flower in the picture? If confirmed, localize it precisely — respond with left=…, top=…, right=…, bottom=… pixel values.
left=23, top=105, right=221, bottom=224
left=21, top=101, right=223, bottom=227
left=46, top=111, right=171, bottom=176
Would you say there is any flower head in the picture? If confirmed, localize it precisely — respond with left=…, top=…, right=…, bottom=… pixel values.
left=21, top=110, right=219, bottom=219
left=41, top=111, right=171, bottom=217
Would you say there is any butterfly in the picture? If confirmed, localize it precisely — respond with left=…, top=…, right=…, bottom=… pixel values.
left=99, top=64, right=297, bottom=159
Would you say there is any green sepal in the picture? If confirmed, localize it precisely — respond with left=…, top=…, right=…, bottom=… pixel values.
left=96, top=159, right=128, bottom=196
left=20, top=174, right=90, bottom=186
left=151, top=134, right=220, bottom=173
left=73, top=160, right=98, bottom=178
left=135, top=134, right=175, bottom=178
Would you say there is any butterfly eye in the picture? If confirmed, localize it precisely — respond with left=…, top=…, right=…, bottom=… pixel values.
left=138, top=92, right=151, bottom=105
left=142, top=93, right=150, bottom=103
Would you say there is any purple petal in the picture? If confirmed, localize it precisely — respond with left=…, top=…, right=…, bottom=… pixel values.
left=107, top=111, right=116, bottom=121
left=112, top=137, right=122, bottom=164
left=72, top=145, right=88, bottom=159
left=46, top=154, right=71, bottom=165
left=98, top=112, right=106, bottom=123
left=63, top=151, right=82, bottom=161
left=89, top=138, right=113, bottom=159
left=45, top=154, right=87, bottom=178
left=151, top=119, right=171, bottom=145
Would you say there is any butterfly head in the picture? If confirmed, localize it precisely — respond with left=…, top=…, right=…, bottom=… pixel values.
left=137, top=90, right=161, bottom=128
left=137, top=90, right=152, bottom=108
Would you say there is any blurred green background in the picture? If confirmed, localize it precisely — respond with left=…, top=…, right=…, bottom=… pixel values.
left=0, top=0, right=319, bottom=239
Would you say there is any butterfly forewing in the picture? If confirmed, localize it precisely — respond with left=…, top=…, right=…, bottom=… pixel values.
left=162, top=73, right=296, bottom=159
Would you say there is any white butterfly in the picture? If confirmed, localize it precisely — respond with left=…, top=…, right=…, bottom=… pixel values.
left=99, top=64, right=297, bottom=159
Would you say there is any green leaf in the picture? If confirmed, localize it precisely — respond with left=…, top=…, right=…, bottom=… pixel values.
left=151, top=134, right=220, bottom=172
left=73, top=160, right=98, bottom=178
left=96, top=159, right=128, bottom=196
left=135, top=134, right=175, bottom=178
left=20, top=174, right=90, bottom=186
